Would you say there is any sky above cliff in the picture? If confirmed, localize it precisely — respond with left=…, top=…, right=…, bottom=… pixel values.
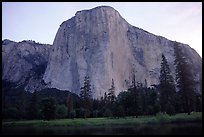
left=2, top=2, right=202, bottom=57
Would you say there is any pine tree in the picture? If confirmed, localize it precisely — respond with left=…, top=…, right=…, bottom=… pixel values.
left=107, top=79, right=116, bottom=117
left=144, top=79, right=147, bottom=88
left=17, top=89, right=26, bottom=119
left=159, top=54, right=176, bottom=115
left=27, top=91, right=39, bottom=119
left=104, top=92, right=108, bottom=107
left=174, top=43, right=196, bottom=115
left=66, top=94, right=74, bottom=118
left=108, top=79, right=116, bottom=105
left=128, top=68, right=140, bottom=118
left=80, top=75, right=92, bottom=118
left=40, top=97, right=56, bottom=120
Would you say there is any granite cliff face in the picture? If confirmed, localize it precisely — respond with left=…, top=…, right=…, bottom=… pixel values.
left=2, top=39, right=51, bottom=92
left=43, top=6, right=202, bottom=97
left=2, top=6, right=202, bottom=97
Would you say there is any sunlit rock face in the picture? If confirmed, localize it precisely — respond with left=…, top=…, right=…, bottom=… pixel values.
left=2, top=39, right=52, bottom=93
left=43, top=6, right=202, bottom=98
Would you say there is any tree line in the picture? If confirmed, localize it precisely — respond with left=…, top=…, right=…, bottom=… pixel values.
left=2, top=43, right=202, bottom=120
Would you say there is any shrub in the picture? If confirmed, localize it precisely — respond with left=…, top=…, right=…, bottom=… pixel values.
left=3, top=107, right=20, bottom=119
left=93, top=110, right=99, bottom=118
left=56, top=104, right=67, bottom=119
left=156, top=112, right=170, bottom=123
left=84, top=109, right=91, bottom=118
left=39, top=97, right=56, bottom=120
left=70, top=110, right=76, bottom=119
left=114, top=105, right=125, bottom=118
left=103, top=108, right=112, bottom=117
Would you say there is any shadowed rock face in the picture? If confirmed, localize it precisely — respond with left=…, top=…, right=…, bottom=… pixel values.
left=2, top=6, right=202, bottom=97
left=2, top=40, right=52, bottom=93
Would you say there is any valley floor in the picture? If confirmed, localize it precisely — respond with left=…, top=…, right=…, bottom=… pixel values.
left=2, top=112, right=202, bottom=135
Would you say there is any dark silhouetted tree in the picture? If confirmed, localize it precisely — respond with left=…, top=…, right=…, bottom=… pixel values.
left=107, top=78, right=116, bottom=117
left=117, top=91, right=130, bottom=116
left=174, top=43, right=196, bottom=115
left=80, top=75, right=92, bottom=118
left=104, top=92, right=108, bottom=106
left=159, top=54, right=176, bottom=115
left=56, top=104, right=67, bottom=119
left=27, top=91, right=39, bottom=119
left=40, top=97, right=56, bottom=120
left=108, top=79, right=116, bottom=106
left=66, top=94, right=74, bottom=118
left=128, top=68, right=140, bottom=118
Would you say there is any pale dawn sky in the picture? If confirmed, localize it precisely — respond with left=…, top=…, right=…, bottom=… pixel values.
left=2, top=2, right=202, bottom=57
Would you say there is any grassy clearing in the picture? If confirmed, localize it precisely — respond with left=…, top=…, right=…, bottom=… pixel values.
left=2, top=112, right=202, bottom=127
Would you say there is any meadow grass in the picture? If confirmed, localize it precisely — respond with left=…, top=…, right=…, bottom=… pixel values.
left=2, top=112, right=202, bottom=128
